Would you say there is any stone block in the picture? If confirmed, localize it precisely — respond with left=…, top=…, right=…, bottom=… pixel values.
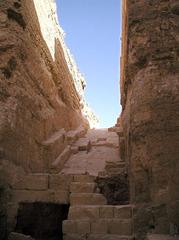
left=74, top=138, right=91, bottom=152
left=91, top=219, right=108, bottom=234
left=114, top=205, right=132, bottom=219
left=49, top=174, right=73, bottom=190
left=63, top=220, right=90, bottom=234
left=11, top=190, right=53, bottom=203
left=77, top=221, right=91, bottom=234
left=63, top=220, right=76, bottom=234
left=68, top=206, right=99, bottom=220
left=100, top=206, right=114, bottom=218
left=52, top=190, right=69, bottom=204
left=11, top=190, right=69, bottom=204
left=71, top=146, right=79, bottom=154
left=63, top=234, right=86, bottom=240
left=147, top=234, right=179, bottom=240
left=73, top=175, right=96, bottom=183
left=70, top=182, right=96, bottom=193
left=108, top=219, right=132, bottom=235
left=87, top=234, right=132, bottom=240
left=70, top=193, right=107, bottom=205
left=13, top=174, right=48, bottom=190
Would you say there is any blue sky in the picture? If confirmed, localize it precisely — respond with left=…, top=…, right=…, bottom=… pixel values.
left=57, top=0, right=122, bottom=128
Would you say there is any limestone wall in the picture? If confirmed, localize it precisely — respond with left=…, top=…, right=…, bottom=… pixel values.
left=120, top=0, right=179, bottom=238
left=0, top=0, right=97, bottom=173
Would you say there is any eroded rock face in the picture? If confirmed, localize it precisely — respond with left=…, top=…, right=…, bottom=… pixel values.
left=120, top=0, right=179, bottom=238
left=0, top=0, right=96, bottom=173
left=0, top=1, right=96, bottom=236
left=95, top=174, right=129, bottom=205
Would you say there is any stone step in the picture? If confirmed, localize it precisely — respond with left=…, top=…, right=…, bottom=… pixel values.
left=73, top=174, right=96, bottom=183
left=63, top=234, right=134, bottom=240
left=63, top=220, right=90, bottom=235
left=105, top=161, right=125, bottom=167
left=68, top=205, right=132, bottom=220
left=70, top=182, right=97, bottom=193
left=147, top=234, right=179, bottom=240
left=73, top=138, right=91, bottom=152
left=70, top=193, right=107, bottom=205
left=87, top=234, right=134, bottom=240
left=49, top=174, right=73, bottom=191
left=63, top=219, right=132, bottom=235
left=105, top=168, right=126, bottom=175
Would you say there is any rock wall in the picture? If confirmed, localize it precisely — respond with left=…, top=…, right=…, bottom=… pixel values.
left=0, top=0, right=97, bottom=173
left=120, top=0, right=179, bottom=238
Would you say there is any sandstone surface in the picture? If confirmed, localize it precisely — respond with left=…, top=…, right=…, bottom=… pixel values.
left=120, top=0, right=179, bottom=238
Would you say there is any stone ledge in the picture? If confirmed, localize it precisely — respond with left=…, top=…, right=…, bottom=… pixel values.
left=73, top=174, right=96, bottom=183
left=70, top=182, right=96, bottom=193
left=68, top=206, right=100, bottom=220
left=63, top=219, right=132, bottom=235
left=12, top=174, right=49, bottom=190
left=87, top=234, right=134, bottom=240
left=11, top=190, right=69, bottom=204
left=63, top=220, right=90, bottom=234
left=49, top=174, right=73, bottom=190
left=68, top=205, right=132, bottom=220
left=70, top=193, right=107, bottom=205
left=147, top=234, right=179, bottom=240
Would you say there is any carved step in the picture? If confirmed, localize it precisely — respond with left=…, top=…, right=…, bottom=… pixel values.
left=87, top=234, right=134, bottom=240
left=73, top=138, right=91, bottom=152
left=105, top=161, right=125, bottom=167
left=63, top=234, right=134, bottom=240
left=73, top=174, right=96, bottom=183
left=68, top=205, right=132, bottom=220
left=147, top=234, right=179, bottom=240
left=70, top=182, right=97, bottom=193
left=70, top=193, right=107, bottom=205
left=63, top=220, right=90, bottom=234
left=63, top=219, right=132, bottom=235
left=49, top=174, right=73, bottom=191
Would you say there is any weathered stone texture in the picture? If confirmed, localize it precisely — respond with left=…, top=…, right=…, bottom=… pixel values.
left=121, top=0, right=179, bottom=238
left=0, top=1, right=97, bottom=237
left=0, top=0, right=92, bottom=173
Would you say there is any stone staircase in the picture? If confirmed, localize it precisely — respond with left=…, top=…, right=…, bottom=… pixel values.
left=63, top=174, right=134, bottom=240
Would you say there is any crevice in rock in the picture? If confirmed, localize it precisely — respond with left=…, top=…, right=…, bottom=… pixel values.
left=7, top=8, right=26, bottom=29
left=0, top=57, right=17, bottom=79
left=95, top=173, right=129, bottom=205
